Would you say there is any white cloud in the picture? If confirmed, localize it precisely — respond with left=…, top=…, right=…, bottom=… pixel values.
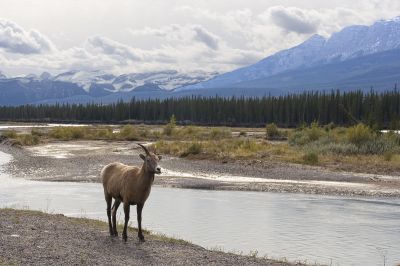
left=1, top=0, right=400, bottom=76
left=129, top=24, right=220, bottom=50
left=0, top=18, right=55, bottom=54
left=191, top=25, right=219, bottom=50
left=264, top=6, right=320, bottom=34
left=85, top=36, right=142, bottom=61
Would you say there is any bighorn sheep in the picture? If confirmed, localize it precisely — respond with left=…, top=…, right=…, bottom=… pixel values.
left=101, top=143, right=162, bottom=242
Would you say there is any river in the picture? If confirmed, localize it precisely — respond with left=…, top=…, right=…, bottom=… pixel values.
left=0, top=151, right=399, bottom=266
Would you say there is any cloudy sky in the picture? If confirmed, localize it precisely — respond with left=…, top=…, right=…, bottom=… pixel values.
left=0, top=0, right=399, bottom=76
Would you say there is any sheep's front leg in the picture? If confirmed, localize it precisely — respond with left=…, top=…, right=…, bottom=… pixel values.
left=137, top=203, right=145, bottom=242
left=122, top=202, right=130, bottom=242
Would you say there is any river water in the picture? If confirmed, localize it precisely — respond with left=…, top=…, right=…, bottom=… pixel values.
left=0, top=151, right=399, bottom=266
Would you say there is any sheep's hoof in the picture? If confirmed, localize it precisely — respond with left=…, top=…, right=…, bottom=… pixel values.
left=123, top=235, right=128, bottom=242
left=138, top=234, right=145, bottom=242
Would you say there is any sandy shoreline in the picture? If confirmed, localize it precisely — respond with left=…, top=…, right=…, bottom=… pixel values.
left=1, top=140, right=400, bottom=197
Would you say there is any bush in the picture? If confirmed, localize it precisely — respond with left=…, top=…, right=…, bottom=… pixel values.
left=302, top=151, right=319, bottom=165
left=310, top=142, right=359, bottom=155
left=180, top=143, right=202, bottom=157
left=289, top=122, right=324, bottom=146
left=265, top=123, right=280, bottom=139
left=2, top=130, right=17, bottom=138
left=308, top=121, right=323, bottom=141
left=347, top=124, right=374, bottom=146
left=16, top=134, right=40, bottom=146
left=384, top=151, right=394, bottom=161
left=357, top=137, right=397, bottom=154
left=119, top=125, right=139, bottom=140
left=210, top=128, right=231, bottom=140
left=163, top=115, right=177, bottom=136
left=289, top=130, right=311, bottom=146
left=49, top=127, right=87, bottom=140
left=31, top=128, right=43, bottom=136
left=96, top=127, right=114, bottom=139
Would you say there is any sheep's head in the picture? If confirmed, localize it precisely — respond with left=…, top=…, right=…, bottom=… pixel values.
left=138, top=143, right=162, bottom=174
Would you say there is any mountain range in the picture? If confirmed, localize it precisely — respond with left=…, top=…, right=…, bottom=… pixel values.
left=1, top=17, right=400, bottom=105
left=177, top=16, right=400, bottom=92
left=0, top=70, right=217, bottom=105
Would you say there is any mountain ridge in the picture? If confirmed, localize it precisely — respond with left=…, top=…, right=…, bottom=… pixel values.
left=176, top=16, right=400, bottom=92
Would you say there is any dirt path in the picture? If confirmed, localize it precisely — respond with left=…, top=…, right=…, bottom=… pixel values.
left=0, top=209, right=299, bottom=266
left=1, top=140, right=400, bottom=197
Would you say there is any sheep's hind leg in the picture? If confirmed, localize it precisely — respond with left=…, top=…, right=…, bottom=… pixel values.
left=105, top=194, right=113, bottom=236
left=122, top=202, right=130, bottom=242
left=112, top=199, right=121, bottom=237
left=137, top=203, right=145, bottom=242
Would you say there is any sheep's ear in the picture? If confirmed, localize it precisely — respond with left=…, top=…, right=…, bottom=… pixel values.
left=139, top=154, right=146, bottom=161
left=158, top=155, right=162, bottom=160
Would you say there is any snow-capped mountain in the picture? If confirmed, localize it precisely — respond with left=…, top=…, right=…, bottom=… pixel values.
left=52, top=70, right=217, bottom=93
left=177, top=16, right=400, bottom=91
left=0, top=69, right=217, bottom=105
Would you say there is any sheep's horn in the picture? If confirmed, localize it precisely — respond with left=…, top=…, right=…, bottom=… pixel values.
left=138, top=143, right=150, bottom=155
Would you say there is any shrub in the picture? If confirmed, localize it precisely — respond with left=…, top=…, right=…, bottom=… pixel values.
left=357, top=137, right=397, bottom=154
left=180, top=143, right=202, bottom=157
left=308, top=121, right=323, bottom=141
left=2, top=130, right=17, bottom=138
left=310, top=142, right=359, bottom=155
left=70, top=128, right=85, bottom=139
left=16, top=134, right=40, bottom=146
left=163, top=115, right=177, bottom=136
left=385, top=131, right=400, bottom=145
left=347, top=124, right=374, bottom=146
left=210, top=128, right=231, bottom=140
left=96, top=127, right=114, bottom=139
left=119, top=125, right=139, bottom=140
left=384, top=151, right=394, bottom=161
left=31, top=128, right=43, bottom=136
left=49, top=127, right=86, bottom=140
left=302, top=151, right=319, bottom=165
left=265, top=123, right=280, bottom=139
left=289, top=122, right=324, bottom=146
left=289, top=130, right=310, bottom=146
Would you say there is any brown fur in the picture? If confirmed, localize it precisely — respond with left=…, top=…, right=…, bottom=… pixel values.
left=101, top=145, right=161, bottom=242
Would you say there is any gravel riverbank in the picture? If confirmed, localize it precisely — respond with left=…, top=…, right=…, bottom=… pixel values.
left=1, top=140, right=400, bottom=197
left=0, top=209, right=299, bottom=266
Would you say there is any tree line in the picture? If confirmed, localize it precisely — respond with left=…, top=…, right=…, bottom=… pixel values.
left=0, top=89, right=399, bottom=128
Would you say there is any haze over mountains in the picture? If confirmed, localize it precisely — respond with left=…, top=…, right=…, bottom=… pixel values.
left=1, top=17, right=400, bottom=105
